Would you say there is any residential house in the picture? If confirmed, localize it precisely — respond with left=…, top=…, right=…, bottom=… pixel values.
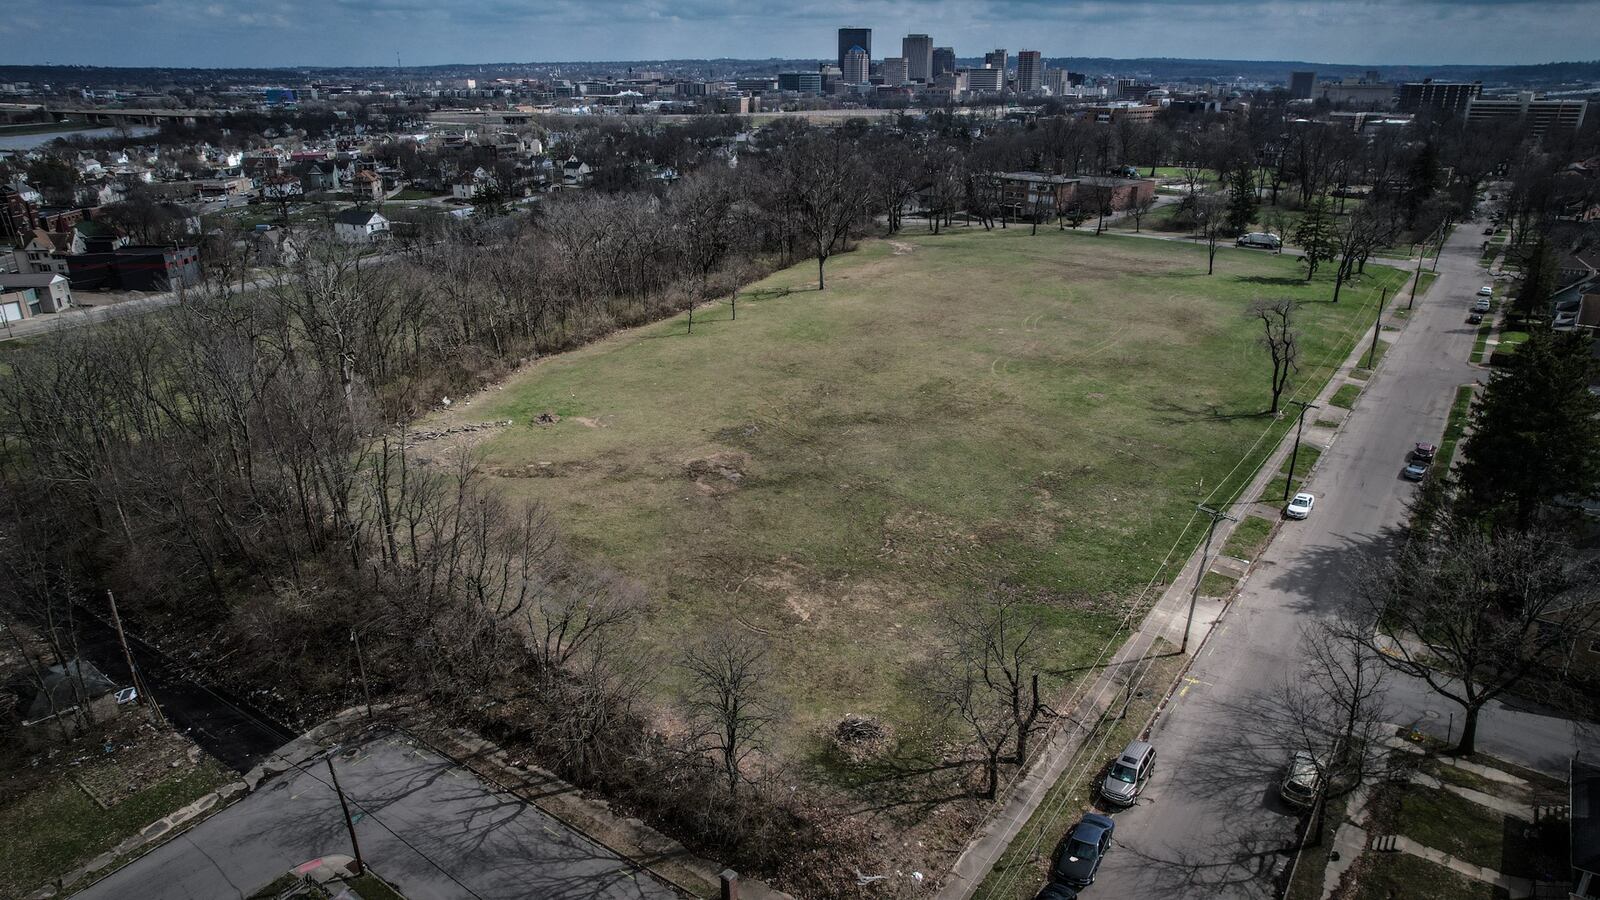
left=351, top=169, right=384, bottom=201
left=333, top=208, right=390, bottom=243
left=13, top=229, right=80, bottom=276
left=561, top=156, right=592, bottom=186
left=65, top=245, right=200, bottom=292
left=452, top=167, right=495, bottom=200
left=0, top=272, right=73, bottom=313
left=261, top=173, right=304, bottom=200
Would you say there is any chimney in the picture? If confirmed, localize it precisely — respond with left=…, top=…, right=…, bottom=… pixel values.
left=720, top=869, right=740, bottom=900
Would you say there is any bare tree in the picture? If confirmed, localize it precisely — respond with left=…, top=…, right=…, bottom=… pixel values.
left=936, top=587, right=1049, bottom=798
left=1128, top=194, right=1157, bottom=233
left=1196, top=192, right=1227, bottom=275
left=1342, top=519, right=1600, bottom=756
left=779, top=133, right=871, bottom=290
left=1247, top=298, right=1300, bottom=416
left=682, top=634, right=778, bottom=794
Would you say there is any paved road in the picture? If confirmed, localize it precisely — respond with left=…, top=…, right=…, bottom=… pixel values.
left=75, top=730, right=679, bottom=900
left=1090, top=225, right=1499, bottom=896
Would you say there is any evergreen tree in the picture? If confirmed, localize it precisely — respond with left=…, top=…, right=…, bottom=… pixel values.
left=1225, top=165, right=1259, bottom=236
left=1293, top=196, right=1341, bottom=282
left=1457, top=330, right=1600, bottom=528
left=1513, top=233, right=1559, bottom=323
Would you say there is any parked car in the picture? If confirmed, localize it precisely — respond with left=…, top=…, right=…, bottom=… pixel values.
left=1286, top=492, right=1315, bottom=519
left=1236, top=232, right=1283, bottom=250
left=1483, top=226, right=1496, bottom=235
left=1100, top=740, right=1157, bottom=807
left=1412, top=442, right=1437, bottom=462
left=1051, top=814, right=1116, bottom=888
left=1477, top=285, right=1494, bottom=297
left=1033, top=884, right=1079, bottom=900
left=1467, top=312, right=1483, bottom=324
left=1473, top=297, right=1492, bottom=313
left=1280, top=750, right=1323, bottom=809
left=1402, top=460, right=1429, bottom=481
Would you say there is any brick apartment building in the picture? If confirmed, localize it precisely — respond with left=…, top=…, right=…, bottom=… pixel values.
left=993, top=172, right=1157, bottom=218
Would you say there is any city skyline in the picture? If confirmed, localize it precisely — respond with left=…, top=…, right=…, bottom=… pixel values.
left=7, top=0, right=1599, bottom=68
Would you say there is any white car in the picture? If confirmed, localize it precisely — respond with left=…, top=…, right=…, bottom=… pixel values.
left=1477, top=285, right=1494, bottom=297
left=1286, top=492, right=1315, bottom=519
left=1473, top=297, right=1492, bottom=313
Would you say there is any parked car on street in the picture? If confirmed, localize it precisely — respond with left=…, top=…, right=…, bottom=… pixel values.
left=1412, top=442, right=1437, bottom=462
left=1051, top=814, right=1116, bottom=888
left=1033, top=884, right=1079, bottom=900
left=1100, top=740, right=1157, bottom=806
left=1280, top=750, right=1323, bottom=809
left=1477, top=285, right=1494, bottom=297
left=1285, top=492, right=1315, bottom=519
left=1473, top=297, right=1492, bottom=313
left=1467, top=312, right=1483, bottom=324
left=1403, top=460, right=1429, bottom=481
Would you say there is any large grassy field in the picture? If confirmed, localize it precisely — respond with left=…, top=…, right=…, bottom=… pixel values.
left=435, top=227, right=1404, bottom=772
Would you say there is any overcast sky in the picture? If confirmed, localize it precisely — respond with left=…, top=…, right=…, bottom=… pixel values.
left=11, top=0, right=1599, bottom=68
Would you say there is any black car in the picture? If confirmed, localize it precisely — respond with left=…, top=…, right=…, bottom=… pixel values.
left=1468, top=312, right=1483, bottom=324
left=1052, top=814, right=1115, bottom=887
left=1033, top=884, right=1079, bottom=900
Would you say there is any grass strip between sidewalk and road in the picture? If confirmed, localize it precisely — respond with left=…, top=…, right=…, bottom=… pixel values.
left=1437, top=384, right=1476, bottom=471
left=1329, top=383, right=1361, bottom=410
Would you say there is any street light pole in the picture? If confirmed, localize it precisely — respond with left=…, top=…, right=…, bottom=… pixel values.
left=1409, top=246, right=1425, bottom=310
left=1284, top=400, right=1320, bottom=501
left=327, top=757, right=366, bottom=876
left=1181, top=504, right=1235, bottom=655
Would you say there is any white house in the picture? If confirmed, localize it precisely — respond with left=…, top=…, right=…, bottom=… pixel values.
left=0, top=272, right=73, bottom=313
left=333, top=208, right=390, bottom=243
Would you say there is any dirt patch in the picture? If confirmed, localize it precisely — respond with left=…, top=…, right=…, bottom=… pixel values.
left=530, top=411, right=562, bottom=426
left=683, top=451, right=749, bottom=483
left=571, top=416, right=607, bottom=429
left=887, top=240, right=916, bottom=256
left=487, top=460, right=589, bottom=478
left=831, top=714, right=895, bottom=764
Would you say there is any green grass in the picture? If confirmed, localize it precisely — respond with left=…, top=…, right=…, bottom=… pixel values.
left=1330, top=383, right=1361, bottom=410
left=1388, top=783, right=1559, bottom=879
left=1260, top=441, right=1319, bottom=503
left=1349, top=852, right=1509, bottom=900
left=1221, top=515, right=1273, bottom=561
left=1415, top=270, right=1439, bottom=298
left=0, top=759, right=230, bottom=897
left=1199, top=571, right=1238, bottom=596
left=973, top=641, right=1187, bottom=899
left=1351, top=338, right=1391, bottom=380
left=1470, top=321, right=1494, bottom=364
left=347, top=872, right=408, bottom=899
left=441, top=227, right=1407, bottom=765
left=1313, top=417, right=1340, bottom=428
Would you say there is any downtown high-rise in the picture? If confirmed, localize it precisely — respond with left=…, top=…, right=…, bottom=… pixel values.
left=902, top=33, right=933, bottom=82
left=837, top=27, right=871, bottom=72
left=1017, top=50, right=1042, bottom=93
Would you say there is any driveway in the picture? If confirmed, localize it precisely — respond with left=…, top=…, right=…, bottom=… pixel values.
left=1088, top=225, right=1513, bottom=896
left=74, top=730, right=679, bottom=900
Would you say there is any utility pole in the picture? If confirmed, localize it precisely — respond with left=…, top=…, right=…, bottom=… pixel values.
left=107, top=590, right=166, bottom=729
left=1181, top=504, right=1235, bottom=655
left=1284, top=400, right=1320, bottom=501
left=351, top=627, right=372, bottom=719
left=1431, top=218, right=1450, bottom=272
left=1367, top=287, right=1388, bottom=369
left=327, top=757, right=366, bottom=876
left=1409, top=246, right=1425, bottom=309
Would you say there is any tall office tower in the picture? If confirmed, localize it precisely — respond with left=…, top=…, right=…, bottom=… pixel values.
left=1043, top=68, right=1068, bottom=96
left=1289, top=70, right=1315, bottom=100
left=984, top=49, right=1008, bottom=72
left=837, top=28, right=871, bottom=72
left=842, top=46, right=870, bottom=84
left=881, top=57, right=909, bottom=85
left=1017, top=50, right=1042, bottom=93
left=902, top=34, right=934, bottom=82
left=933, top=46, right=956, bottom=77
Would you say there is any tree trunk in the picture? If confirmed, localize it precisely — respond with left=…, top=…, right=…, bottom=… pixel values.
left=817, top=255, right=826, bottom=291
left=1453, top=705, right=1480, bottom=756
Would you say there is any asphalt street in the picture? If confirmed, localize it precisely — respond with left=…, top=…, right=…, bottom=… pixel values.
left=1090, top=224, right=1549, bottom=896
left=73, top=730, right=679, bottom=900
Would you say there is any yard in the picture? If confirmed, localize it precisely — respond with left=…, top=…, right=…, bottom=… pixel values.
left=429, top=227, right=1406, bottom=775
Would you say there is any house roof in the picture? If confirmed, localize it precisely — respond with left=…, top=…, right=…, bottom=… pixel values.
left=0, top=273, right=67, bottom=288
left=23, top=658, right=118, bottom=721
left=333, top=208, right=385, bottom=227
